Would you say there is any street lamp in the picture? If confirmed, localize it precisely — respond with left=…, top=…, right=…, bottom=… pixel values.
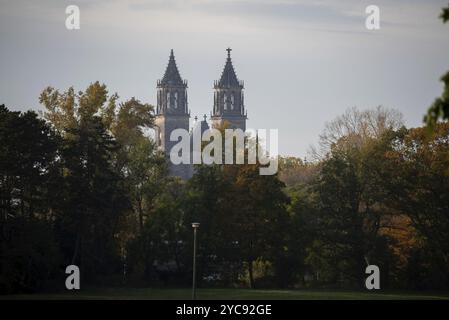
left=191, top=222, right=200, bottom=300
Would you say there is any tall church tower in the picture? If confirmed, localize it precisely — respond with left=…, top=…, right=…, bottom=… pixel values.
left=155, top=50, right=191, bottom=178
left=211, top=48, right=247, bottom=131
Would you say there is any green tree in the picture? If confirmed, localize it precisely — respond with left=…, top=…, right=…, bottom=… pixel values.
left=424, top=5, right=449, bottom=127
left=40, top=84, right=132, bottom=280
left=223, top=164, right=290, bottom=288
left=184, top=165, right=234, bottom=286
left=0, top=105, right=61, bottom=293
left=425, top=72, right=449, bottom=128
left=40, top=82, right=168, bottom=281
left=308, top=128, right=400, bottom=287
left=127, top=178, right=189, bottom=285
left=111, top=98, right=166, bottom=234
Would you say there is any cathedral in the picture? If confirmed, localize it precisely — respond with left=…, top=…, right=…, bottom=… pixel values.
left=154, top=48, right=247, bottom=179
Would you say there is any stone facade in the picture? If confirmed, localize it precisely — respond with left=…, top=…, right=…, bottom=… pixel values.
left=155, top=48, right=246, bottom=179
left=211, top=48, right=247, bottom=131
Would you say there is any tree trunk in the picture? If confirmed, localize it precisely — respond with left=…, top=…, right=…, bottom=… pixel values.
left=248, top=259, right=255, bottom=289
left=71, top=231, right=81, bottom=265
left=137, top=194, right=144, bottom=233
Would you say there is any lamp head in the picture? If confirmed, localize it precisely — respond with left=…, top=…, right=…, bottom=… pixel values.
left=192, top=222, right=200, bottom=228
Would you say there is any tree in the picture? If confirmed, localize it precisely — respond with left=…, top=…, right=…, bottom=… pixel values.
left=221, top=164, right=290, bottom=288
left=185, top=122, right=292, bottom=288
left=0, top=105, right=59, bottom=219
left=424, top=5, right=449, bottom=127
left=183, top=164, right=235, bottom=286
left=40, top=84, right=132, bottom=280
left=442, top=4, right=449, bottom=23
left=111, top=98, right=166, bottom=234
left=40, top=82, right=169, bottom=280
left=382, top=124, right=449, bottom=288
left=56, top=117, right=130, bottom=278
left=278, top=156, right=319, bottom=188
left=425, top=72, right=449, bottom=128
left=0, top=105, right=61, bottom=293
left=127, top=178, right=189, bottom=285
left=306, top=117, right=402, bottom=287
left=310, top=106, right=403, bottom=159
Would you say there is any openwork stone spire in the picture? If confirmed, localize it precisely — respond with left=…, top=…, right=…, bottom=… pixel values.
left=160, top=49, right=184, bottom=86
left=211, top=48, right=246, bottom=131
left=156, top=49, right=188, bottom=115
left=155, top=49, right=191, bottom=179
left=217, top=47, right=242, bottom=88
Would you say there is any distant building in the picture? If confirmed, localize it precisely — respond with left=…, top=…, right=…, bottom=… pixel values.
left=211, top=48, right=247, bottom=131
left=154, top=48, right=247, bottom=179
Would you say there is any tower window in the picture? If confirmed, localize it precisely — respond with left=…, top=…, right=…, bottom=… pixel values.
left=166, top=92, right=171, bottom=109
left=174, top=91, right=178, bottom=109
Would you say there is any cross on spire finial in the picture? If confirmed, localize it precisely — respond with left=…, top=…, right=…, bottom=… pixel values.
left=226, top=47, right=232, bottom=58
left=203, top=114, right=207, bottom=121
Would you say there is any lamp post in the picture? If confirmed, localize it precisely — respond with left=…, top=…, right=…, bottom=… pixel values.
left=191, top=222, right=200, bottom=300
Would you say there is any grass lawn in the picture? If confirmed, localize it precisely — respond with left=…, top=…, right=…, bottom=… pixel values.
left=2, top=288, right=449, bottom=300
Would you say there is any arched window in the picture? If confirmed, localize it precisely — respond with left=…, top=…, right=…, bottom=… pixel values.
left=166, top=92, right=171, bottom=109
left=174, top=91, right=178, bottom=109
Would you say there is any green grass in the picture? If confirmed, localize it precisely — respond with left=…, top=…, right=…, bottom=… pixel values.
left=2, top=288, right=449, bottom=300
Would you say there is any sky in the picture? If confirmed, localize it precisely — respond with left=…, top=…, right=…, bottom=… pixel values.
left=1, top=0, right=448, bottom=157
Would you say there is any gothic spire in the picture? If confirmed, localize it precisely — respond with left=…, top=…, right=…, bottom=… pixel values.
left=160, top=49, right=184, bottom=86
left=217, top=47, right=241, bottom=87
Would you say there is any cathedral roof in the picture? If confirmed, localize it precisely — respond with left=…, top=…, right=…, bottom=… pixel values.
left=217, top=48, right=241, bottom=88
left=160, top=49, right=184, bottom=86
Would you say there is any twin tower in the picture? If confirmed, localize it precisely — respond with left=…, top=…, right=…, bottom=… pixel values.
left=154, top=48, right=247, bottom=179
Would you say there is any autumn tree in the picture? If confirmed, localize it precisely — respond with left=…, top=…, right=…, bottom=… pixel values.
left=40, top=83, right=132, bottom=279
left=382, top=124, right=449, bottom=288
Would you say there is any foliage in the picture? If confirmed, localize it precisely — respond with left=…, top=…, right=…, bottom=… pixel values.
left=424, top=5, right=449, bottom=127
left=0, top=105, right=61, bottom=293
left=3, top=72, right=449, bottom=293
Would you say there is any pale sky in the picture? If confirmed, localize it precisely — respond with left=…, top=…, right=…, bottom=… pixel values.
left=1, top=0, right=448, bottom=157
